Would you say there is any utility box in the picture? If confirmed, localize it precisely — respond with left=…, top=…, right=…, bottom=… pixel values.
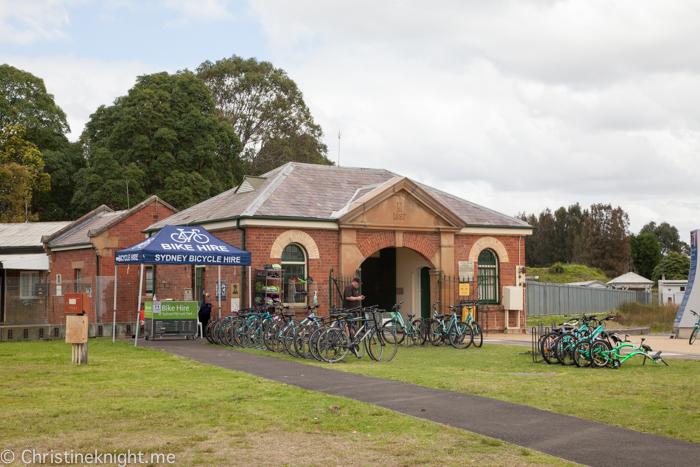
left=503, top=286, right=524, bottom=311
left=65, top=315, right=88, bottom=343
left=65, top=292, right=89, bottom=315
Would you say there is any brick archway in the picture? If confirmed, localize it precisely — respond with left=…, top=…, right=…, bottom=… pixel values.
left=357, top=232, right=395, bottom=259
left=357, top=232, right=438, bottom=267
left=270, top=230, right=320, bottom=259
left=468, top=236, right=509, bottom=263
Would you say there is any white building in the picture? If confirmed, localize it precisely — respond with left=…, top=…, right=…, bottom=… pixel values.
left=658, top=279, right=687, bottom=305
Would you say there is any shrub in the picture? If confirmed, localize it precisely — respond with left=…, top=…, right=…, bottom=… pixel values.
left=613, top=301, right=679, bottom=333
left=549, top=262, right=565, bottom=274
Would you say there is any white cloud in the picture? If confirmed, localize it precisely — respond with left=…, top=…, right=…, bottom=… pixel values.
left=0, top=54, right=157, bottom=139
left=0, top=0, right=85, bottom=44
left=247, top=0, right=700, bottom=239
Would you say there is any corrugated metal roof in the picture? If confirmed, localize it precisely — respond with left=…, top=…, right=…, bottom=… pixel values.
left=0, top=222, right=72, bottom=248
left=147, top=162, right=530, bottom=229
left=607, top=272, right=654, bottom=285
left=49, top=211, right=126, bottom=247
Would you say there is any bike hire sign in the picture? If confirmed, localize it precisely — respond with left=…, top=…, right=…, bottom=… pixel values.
left=115, top=225, right=251, bottom=266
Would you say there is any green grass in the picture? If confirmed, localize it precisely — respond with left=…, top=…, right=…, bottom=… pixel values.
left=0, top=340, right=573, bottom=467
left=229, top=341, right=700, bottom=444
left=527, top=264, right=608, bottom=284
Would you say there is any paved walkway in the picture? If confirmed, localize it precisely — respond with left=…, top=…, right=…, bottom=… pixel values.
left=143, top=339, right=700, bottom=467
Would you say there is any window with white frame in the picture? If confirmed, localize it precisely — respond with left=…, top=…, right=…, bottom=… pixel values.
left=145, top=266, right=154, bottom=294
left=20, top=271, right=41, bottom=298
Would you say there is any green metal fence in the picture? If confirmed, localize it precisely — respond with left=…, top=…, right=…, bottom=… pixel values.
left=437, top=271, right=478, bottom=315
left=328, top=268, right=361, bottom=309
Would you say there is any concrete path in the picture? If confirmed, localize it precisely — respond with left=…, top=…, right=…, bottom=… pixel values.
left=143, top=339, right=700, bottom=467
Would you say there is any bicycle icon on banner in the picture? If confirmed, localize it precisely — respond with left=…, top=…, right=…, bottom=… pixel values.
left=170, top=228, right=209, bottom=244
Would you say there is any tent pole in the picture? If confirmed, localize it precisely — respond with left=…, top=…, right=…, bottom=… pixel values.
left=112, top=264, right=117, bottom=343
left=248, top=265, right=252, bottom=308
left=218, top=265, right=221, bottom=319
left=134, top=263, right=144, bottom=347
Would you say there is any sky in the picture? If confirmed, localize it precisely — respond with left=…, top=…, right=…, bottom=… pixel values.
left=2, top=0, right=699, bottom=241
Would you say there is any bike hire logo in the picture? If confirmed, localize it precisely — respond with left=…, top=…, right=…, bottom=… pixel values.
left=161, top=228, right=230, bottom=252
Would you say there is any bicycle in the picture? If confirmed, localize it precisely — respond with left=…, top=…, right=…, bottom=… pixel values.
left=427, top=301, right=473, bottom=349
left=381, top=302, right=426, bottom=346
left=688, top=310, right=699, bottom=345
left=170, top=227, right=208, bottom=243
left=318, top=307, right=398, bottom=363
left=460, top=300, right=483, bottom=348
left=591, top=334, right=669, bottom=369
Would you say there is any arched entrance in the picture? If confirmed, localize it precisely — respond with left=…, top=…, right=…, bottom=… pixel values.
left=359, top=246, right=433, bottom=320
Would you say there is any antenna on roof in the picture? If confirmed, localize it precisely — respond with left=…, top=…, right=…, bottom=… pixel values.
left=337, top=130, right=342, bottom=166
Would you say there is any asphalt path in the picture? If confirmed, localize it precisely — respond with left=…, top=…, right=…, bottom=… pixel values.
left=142, top=339, right=700, bottom=467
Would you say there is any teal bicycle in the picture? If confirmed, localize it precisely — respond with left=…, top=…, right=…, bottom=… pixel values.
left=427, top=301, right=473, bottom=349
left=381, top=301, right=426, bottom=346
left=688, top=310, right=699, bottom=345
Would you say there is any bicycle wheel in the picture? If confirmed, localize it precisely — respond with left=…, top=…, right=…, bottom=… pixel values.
left=690, top=327, right=698, bottom=345
left=590, top=340, right=612, bottom=368
left=540, top=333, right=559, bottom=365
left=448, top=321, right=473, bottom=349
left=376, top=329, right=398, bottom=362
left=428, top=320, right=444, bottom=346
left=381, top=320, right=405, bottom=345
left=309, top=326, right=325, bottom=361
left=412, top=319, right=427, bottom=345
left=263, top=320, right=277, bottom=352
left=293, top=325, right=312, bottom=358
left=319, top=328, right=349, bottom=363
left=555, top=333, right=577, bottom=366
left=365, top=330, right=384, bottom=361
left=573, top=340, right=592, bottom=368
left=470, top=321, right=483, bottom=348
left=351, top=336, right=366, bottom=359
left=282, top=325, right=297, bottom=356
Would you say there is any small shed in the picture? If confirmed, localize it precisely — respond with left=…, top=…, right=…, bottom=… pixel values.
left=607, top=272, right=653, bottom=292
left=658, top=279, right=687, bottom=305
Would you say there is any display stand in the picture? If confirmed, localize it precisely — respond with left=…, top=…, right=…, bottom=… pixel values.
left=143, top=301, right=199, bottom=340
left=254, top=268, right=283, bottom=308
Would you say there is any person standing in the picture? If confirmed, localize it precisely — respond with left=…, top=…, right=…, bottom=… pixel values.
left=343, top=277, right=365, bottom=310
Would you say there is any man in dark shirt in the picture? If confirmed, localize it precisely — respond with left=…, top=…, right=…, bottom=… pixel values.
left=343, top=277, right=365, bottom=310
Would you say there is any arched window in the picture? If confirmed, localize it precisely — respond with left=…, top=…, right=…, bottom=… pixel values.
left=282, top=244, right=307, bottom=304
left=477, top=249, right=499, bottom=304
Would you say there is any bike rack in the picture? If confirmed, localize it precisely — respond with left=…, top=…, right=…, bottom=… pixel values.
left=530, top=322, right=549, bottom=363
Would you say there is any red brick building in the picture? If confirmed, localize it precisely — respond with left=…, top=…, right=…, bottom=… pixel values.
left=43, top=196, right=177, bottom=328
left=147, top=163, right=532, bottom=333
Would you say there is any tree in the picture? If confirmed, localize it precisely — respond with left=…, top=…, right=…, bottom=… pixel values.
left=629, top=232, right=661, bottom=279
left=196, top=56, right=332, bottom=175
left=581, top=203, right=630, bottom=277
left=0, top=124, right=50, bottom=222
left=652, top=251, right=691, bottom=283
left=74, top=71, right=242, bottom=213
left=640, top=221, right=690, bottom=256
left=0, top=64, right=84, bottom=220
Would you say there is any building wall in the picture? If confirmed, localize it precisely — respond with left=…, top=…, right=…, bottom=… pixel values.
left=48, top=202, right=177, bottom=325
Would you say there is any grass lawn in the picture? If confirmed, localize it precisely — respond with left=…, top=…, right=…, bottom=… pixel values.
left=526, top=264, right=608, bottom=284
left=0, top=340, right=573, bottom=467
left=228, top=341, right=700, bottom=444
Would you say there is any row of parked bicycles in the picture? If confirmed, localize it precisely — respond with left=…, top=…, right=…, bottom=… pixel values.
left=538, top=314, right=669, bottom=369
left=203, top=300, right=484, bottom=363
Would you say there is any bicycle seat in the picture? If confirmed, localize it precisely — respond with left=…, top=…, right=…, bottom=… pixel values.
left=551, top=327, right=562, bottom=332
left=651, top=351, right=662, bottom=360
left=435, top=314, right=447, bottom=319
left=407, top=313, right=415, bottom=318
left=563, top=326, right=574, bottom=331
left=283, top=313, right=296, bottom=317
left=642, top=343, right=652, bottom=352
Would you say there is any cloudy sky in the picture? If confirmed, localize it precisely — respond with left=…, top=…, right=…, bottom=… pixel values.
left=2, top=0, right=699, bottom=239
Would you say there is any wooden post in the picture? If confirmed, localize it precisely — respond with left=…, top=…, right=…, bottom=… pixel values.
left=66, top=315, right=88, bottom=365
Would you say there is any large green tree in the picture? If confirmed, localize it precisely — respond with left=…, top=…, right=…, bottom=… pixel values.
left=0, top=124, right=50, bottom=222
left=652, top=251, right=691, bottom=283
left=73, top=71, right=242, bottom=214
left=0, top=64, right=84, bottom=220
left=581, top=203, right=630, bottom=277
left=196, top=56, right=332, bottom=175
left=640, top=221, right=690, bottom=256
left=629, top=232, right=661, bottom=279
